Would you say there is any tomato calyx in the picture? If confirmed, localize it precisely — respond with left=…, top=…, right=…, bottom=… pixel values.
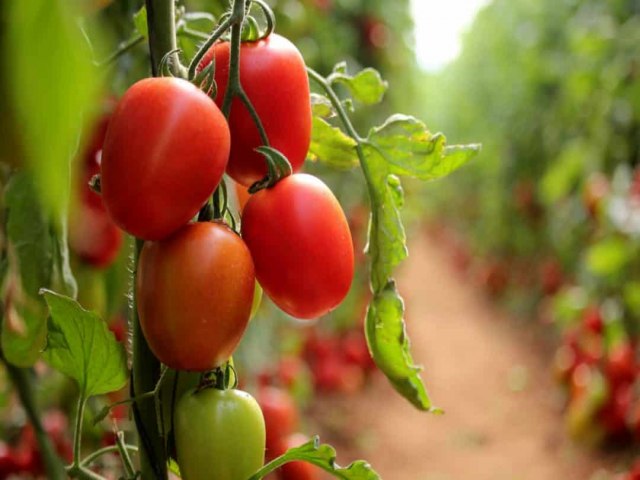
left=248, top=146, right=293, bottom=194
left=197, top=361, right=238, bottom=392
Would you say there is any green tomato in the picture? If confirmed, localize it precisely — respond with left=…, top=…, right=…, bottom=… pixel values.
left=250, top=282, right=263, bottom=320
left=175, top=387, right=265, bottom=480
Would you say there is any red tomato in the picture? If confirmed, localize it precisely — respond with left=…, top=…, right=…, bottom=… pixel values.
left=241, top=174, right=354, bottom=319
left=258, top=387, right=299, bottom=455
left=101, top=78, right=230, bottom=240
left=200, top=34, right=311, bottom=186
left=606, top=343, right=636, bottom=386
left=69, top=111, right=123, bottom=268
left=136, top=222, right=254, bottom=370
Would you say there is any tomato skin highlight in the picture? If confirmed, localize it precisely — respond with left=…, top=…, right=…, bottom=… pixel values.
left=101, top=77, right=230, bottom=240
left=241, top=174, right=354, bottom=319
left=136, top=222, right=255, bottom=370
left=175, top=388, right=266, bottom=480
left=201, top=34, right=311, bottom=186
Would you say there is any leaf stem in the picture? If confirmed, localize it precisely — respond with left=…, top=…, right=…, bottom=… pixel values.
left=95, top=34, right=144, bottom=68
left=116, top=431, right=137, bottom=478
left=80, top=444, right=139, bottom=468
left=72, top=395, right=87, bottom=469
left=306, top=67, right=380, bottom=207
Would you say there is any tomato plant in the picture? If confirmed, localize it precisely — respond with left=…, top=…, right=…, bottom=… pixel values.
left=101, top=77, right=230, bottom=240
left=175, top=387, right=265, bottom=480
left=242, top=174, right=354, bottom=319
left=199, top=34, right=311, bottom=187
left=136, top=221, right=255, bottom=371
left=0, top=0, right=478, bottom=478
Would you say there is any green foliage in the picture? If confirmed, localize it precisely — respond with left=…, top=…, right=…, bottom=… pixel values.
left=2, top=174, right=53, bottom=366
left=332, top=63, right=388, bottom=106
left=4, top=0, right=104, bottom=219
left=249, top=436, right=380, bottom=480
left=311, top=64, right=478, bottom=411
left=42, top=290, right=128, bottom=398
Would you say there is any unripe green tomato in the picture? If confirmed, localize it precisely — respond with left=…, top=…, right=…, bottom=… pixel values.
left=175, top=388, right=265, bottom=480
left=250, top=282, right=263, bottom=320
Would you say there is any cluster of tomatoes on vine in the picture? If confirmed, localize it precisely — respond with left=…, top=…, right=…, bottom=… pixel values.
left=553, top=304, right=640, bottom=444
left=70, top=14, right=358, bottom=477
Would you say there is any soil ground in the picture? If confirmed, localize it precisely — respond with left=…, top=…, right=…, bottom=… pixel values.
left=314, top=233, right=616, bottom=480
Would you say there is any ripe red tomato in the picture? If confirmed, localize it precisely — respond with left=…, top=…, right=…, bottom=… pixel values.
left=69, top=111, right=122, bottom=268
left=136, top=222, right=254, bottom=370
left=241, top=174, right=354, bottom=319
left=200, top=34, right=311, bottom=186
left=101, top=78, right=230, bottom=240
left=258, top=387, right=299, bottom=455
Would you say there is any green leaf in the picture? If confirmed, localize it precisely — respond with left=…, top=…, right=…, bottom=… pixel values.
left=332, top=68, right=388, bottom=105
left=2, top=173, right=54, bottom=366
left=249, top=436, right=380, bottom=480
left=4, top=174, right=53, bottom=297
left=310, top=93, right=335, bottom=118
left=5, top=0, right=104, bottom=218
left=41, top=290, right=128, bottom=397
left=365, top=282, right=439, bottom=412
left=134, top=5, right=149, bottom=38
left=585, top=238, right=630, bottom=278
left=308, top=117, right=359, bottom=170
left=363, top=115, right=480, bottom=181
left=359, top=115, right=478, bottom=411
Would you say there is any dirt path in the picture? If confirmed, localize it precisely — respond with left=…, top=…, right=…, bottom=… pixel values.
left=315, top=233, right=611, bottom=480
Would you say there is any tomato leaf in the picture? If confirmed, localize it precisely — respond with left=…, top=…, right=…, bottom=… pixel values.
left=41, top=290, right=128, bottom=397
left=332, top=68, right=388, bottom=106
left=134, top=5, right=149, bottom=39
left=308, top=117, right=359, bottom=169
left=363, top=115, right=480, bottom=181
left=2, top=173, right=54, bottom=366
left=585, top=237, right=630, bottom=278
left=366, top=282, right=442, bottom=412
left=5, top=0, right=103, bottom=218
left=4, top=174, right=53, bottom=298
left=248, top=436, right=380, bottom=480
left=360, top=115, right=478, bottom=411
left=310, top=93, right=335, bottom=118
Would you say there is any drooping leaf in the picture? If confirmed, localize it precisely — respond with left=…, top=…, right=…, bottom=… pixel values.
left=41, top=290, right=128, bottom=397
left=363, top=115, right=480, bottom=181
left=2, top=173, right=53, bottom=366
left=365, top=282, right=440, bottom=412
left=308, top=117, right=359, bottom=170
left=5, top=0, right=103, bottom=218
left=332, top=68, right=388, bottom=105
left=249, top=436, right=380, bottom=480
left=360, top=114, right=478, bottom=410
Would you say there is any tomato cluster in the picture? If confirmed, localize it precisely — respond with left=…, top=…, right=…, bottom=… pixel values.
left=94, top=30, right=356, bottom=478
left=553, top=304, right=640, bottom=444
